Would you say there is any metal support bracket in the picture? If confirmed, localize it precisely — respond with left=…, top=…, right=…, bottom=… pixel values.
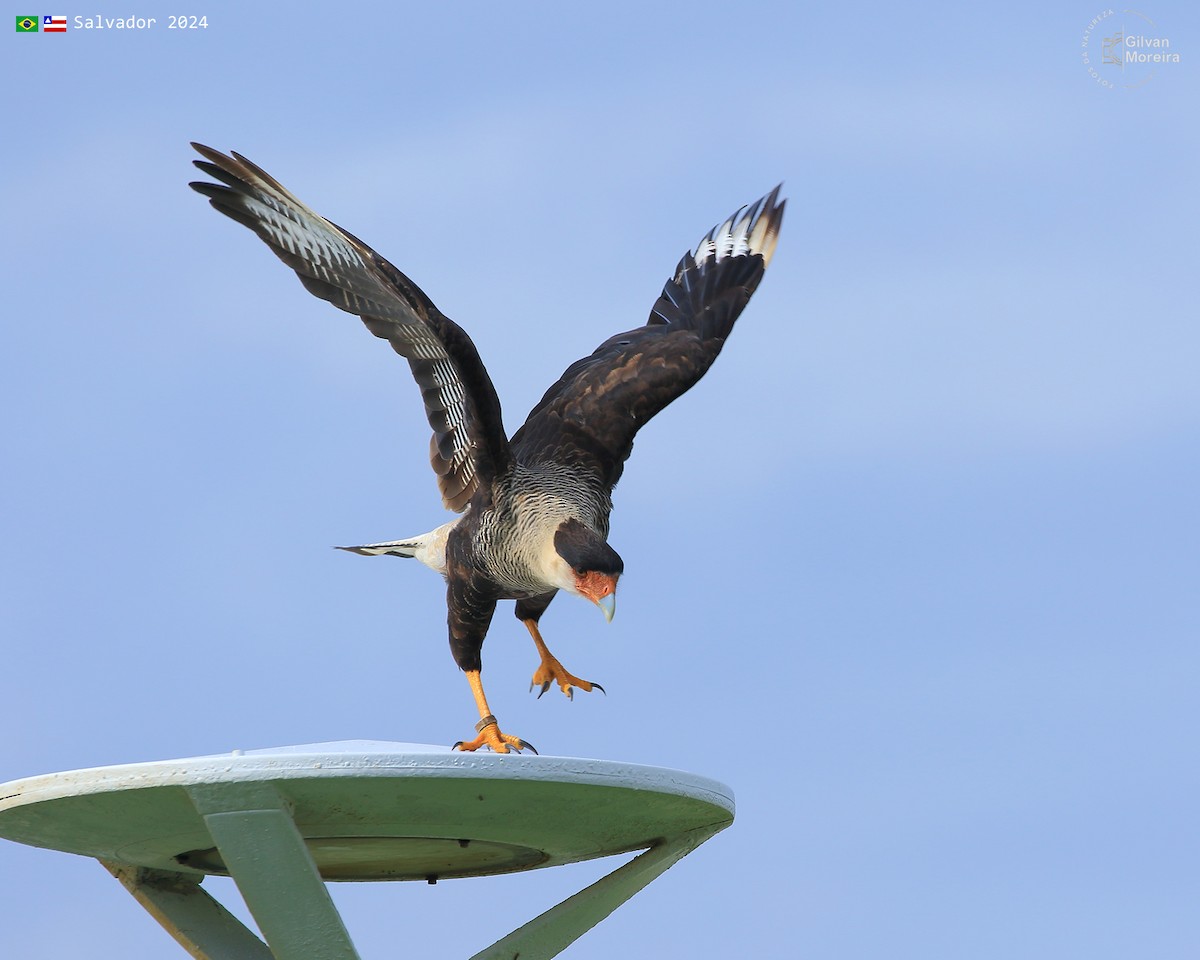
left=100, top=807, right=723, bottom=960
left=469, top=823, right=723, bottom=960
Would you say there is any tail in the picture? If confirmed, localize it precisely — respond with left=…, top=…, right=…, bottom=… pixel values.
left=335, top=519, right=455, bottom=575
left=335, top=540, right=420, bottom=558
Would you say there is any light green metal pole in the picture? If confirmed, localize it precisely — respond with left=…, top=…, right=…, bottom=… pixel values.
left=187, top=782, right=360, bottom=960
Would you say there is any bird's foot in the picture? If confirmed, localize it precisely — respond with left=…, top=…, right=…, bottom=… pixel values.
left=530, top=655, right=605, bottom=701
left=453, top=715, right=537, bottom=755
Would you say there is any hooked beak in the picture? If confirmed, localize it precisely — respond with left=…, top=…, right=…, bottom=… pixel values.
left=576, top=570, right=620, bottom=623
left=596, top=592, right=616, bottom=623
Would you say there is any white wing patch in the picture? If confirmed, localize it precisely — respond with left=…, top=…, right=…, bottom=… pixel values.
left=686, top=188, right=782, bottom=273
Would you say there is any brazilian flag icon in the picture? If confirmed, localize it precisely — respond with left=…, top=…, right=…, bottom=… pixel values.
left=16, top=15, right=39, bottom=32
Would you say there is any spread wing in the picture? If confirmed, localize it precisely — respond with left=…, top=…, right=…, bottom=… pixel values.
left=188, top=143, right=508, bottom=511
left=510, top=185, right=784, bottom=489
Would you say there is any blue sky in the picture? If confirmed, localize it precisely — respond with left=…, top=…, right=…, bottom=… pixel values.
left=2, top=3, right=1198, bottom=957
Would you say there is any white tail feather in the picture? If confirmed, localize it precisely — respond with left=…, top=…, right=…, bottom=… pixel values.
left=335, top=519, right=457, bottom=575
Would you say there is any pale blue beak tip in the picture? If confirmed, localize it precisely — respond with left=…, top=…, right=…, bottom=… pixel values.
left=597, top=593, right=616, bottom=623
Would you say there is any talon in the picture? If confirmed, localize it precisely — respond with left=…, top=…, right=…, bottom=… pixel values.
left=454, top=723, right=532, bottom=755
left=528, top=663, right=600, bottom=701
left=523, top=618, right=603, bottom=703
left=457, top=672, right=532, bottom=755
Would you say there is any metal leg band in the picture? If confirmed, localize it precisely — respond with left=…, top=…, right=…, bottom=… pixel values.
left=475, top=714, right=498, bottom=733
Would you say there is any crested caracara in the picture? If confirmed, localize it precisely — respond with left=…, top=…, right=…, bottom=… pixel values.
left=190, top=144, right=784, bottom=752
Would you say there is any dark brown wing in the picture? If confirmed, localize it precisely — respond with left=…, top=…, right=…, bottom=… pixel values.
left=188, top=143, right=508, bottom=511
left=510, top=185, right=784, bottom=489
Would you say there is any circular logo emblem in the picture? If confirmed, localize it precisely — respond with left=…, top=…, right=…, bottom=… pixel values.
left=1082, top=9, right=1181, bottom=90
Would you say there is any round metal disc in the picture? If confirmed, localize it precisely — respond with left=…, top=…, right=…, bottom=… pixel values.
left=0, top=741, right=735, bottom=882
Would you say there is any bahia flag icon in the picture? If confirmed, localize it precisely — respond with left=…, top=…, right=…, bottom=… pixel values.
left=15, top=15, right=39, bottom=32
left=43, top=15, right=67, bottom=32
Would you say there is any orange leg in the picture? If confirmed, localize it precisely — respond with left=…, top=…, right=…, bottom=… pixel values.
left=525, top=619, right=604, bottom=700
left=453, top=670, right=536, bottom=754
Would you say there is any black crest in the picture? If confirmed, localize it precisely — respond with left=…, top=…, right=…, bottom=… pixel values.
left=554, top=519, right=624, bottom=575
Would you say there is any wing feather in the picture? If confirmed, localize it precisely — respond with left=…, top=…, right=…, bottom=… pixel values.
left=511, top=185, right=784, bottom=488
left=189, top=143, right=508, bottom=510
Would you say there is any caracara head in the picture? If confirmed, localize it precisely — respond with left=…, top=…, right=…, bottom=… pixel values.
left=552, top=519, right=623, bottom=623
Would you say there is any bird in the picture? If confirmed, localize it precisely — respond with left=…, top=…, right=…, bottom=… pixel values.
left=189, top=143, right=784, bottom=753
